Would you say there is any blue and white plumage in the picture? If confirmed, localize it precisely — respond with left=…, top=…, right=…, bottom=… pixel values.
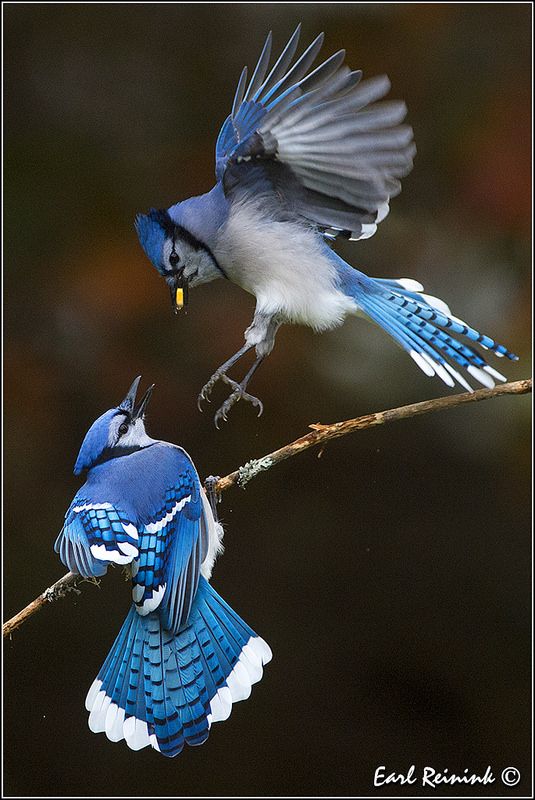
left=135, top=25, right=518, bottom=426
left=55, top=377, right=271, bottom=756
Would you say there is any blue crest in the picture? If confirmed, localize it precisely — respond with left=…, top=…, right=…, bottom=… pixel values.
left=135, top=209, right=173, bottom=274
left=74, top=409, right=119, bottom=475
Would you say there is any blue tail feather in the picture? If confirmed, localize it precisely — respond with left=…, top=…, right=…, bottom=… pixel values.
left=85, top=577, right=271, bottom=757
left=193, top=620, right=230, bottom=700
left=373, top=278, right=516, bottom=358
left=197, top=602, right=240, bottom=674
left=103, top=610, right=138, bottom=711
left=370, top=294, right=485, bottom=368
left=388, top=292, right=515, bottom=358
left=337, top=261, right=518, bottom=391
left=364, top=295, right=458, bottom=372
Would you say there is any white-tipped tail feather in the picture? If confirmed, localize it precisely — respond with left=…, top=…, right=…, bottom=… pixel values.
left=208, top=635, right=272, bottom=723
left=388, top=277, right=512, bottom=392
left=85, top=634, right=272, bottom=752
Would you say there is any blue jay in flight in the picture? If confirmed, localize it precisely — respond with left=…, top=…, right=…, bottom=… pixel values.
left=136, top=26, right=517, bottom=426
left=55, top=377, right=271, bottom=756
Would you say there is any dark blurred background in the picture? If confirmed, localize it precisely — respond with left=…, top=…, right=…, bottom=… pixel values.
left=4, top=3, right=531, bottom=797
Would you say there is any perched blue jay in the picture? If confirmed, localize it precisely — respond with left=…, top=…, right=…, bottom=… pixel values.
left=136, top=26, right=517, bottom=426
left=55, top=377, right=271, bottom=756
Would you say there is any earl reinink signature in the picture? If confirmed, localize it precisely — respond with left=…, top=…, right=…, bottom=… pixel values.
left=374, top=765, right=495, bottom=789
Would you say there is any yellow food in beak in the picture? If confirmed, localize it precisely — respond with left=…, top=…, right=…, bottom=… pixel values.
left=175, top=287, right=184, bottom=309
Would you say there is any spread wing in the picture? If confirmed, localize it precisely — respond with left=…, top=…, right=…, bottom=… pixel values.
left=55, top=501, right=140, bottom=578
left=215, top=25, right=415, bottom=241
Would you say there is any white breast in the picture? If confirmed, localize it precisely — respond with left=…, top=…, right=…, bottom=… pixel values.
left=200, top=491, right=224, bottom=580
left=215, top=198, right=356, bottom=331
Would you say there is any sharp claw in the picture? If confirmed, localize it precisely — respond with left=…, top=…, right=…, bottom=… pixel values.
left=199, top=371, right=227, bottom=411
left=201, top=366, right=264, bottom=427
left=212, top=387, right=264, bottom=427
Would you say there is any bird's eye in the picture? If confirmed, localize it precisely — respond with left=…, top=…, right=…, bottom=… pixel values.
left=169, top=252, right=181, bottom=268
left=118, top=422, right=129, bottom=436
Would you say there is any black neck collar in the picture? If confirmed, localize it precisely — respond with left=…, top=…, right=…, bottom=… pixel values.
left=94, top=442, right=156, bottom=468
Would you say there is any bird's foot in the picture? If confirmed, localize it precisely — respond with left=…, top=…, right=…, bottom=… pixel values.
left=204, top=475, right=221, bottom=520
left=198, top=370, right=227, bottom=411
left=213, top=375, right=264, bottom=428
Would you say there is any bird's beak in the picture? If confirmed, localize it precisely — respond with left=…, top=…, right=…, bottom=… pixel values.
left=119, top=375, right=141, bottom=413
left=170, top=272, right=189, bottom=314
left=133, top=383, right=155, bottom=421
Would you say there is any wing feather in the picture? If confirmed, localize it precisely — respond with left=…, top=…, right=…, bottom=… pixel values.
left=251, top=24, right=302, bottom=101
left=231, top=66, right=248, bottom=118
left=261, top=32, right=325, bottom=105
left=216, top=29, right=415, bottom=241
left=55, top=501, right=138, bottom=577
left=130, top=465, right=207, bottom=634
left=243, top=31, right=273, bottom=102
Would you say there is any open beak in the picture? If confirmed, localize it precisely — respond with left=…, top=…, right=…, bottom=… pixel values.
left=132, top=383, right=155, bottom=421
left=118, top=376, right=155, bottom=420
left=170, top=273, right=189, bottom=314
left=119, top=376, right=141, bottom=413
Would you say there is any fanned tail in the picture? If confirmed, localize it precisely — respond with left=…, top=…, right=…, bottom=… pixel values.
left=85, top=577, right=271, bottom=757
left=337, top=263, right=518, bottom=391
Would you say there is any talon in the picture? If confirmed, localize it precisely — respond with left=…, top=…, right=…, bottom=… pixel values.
left=204, top=475, right=222, bottom=519
left=198, top=370, right=228, bottom=410
left=214, top=405, right=229, bottom=428
left=198, top=392, right=211, bottom=407
left=200, top=353, right=265, bottom=426
left=212, top=385, right=264, bottom=427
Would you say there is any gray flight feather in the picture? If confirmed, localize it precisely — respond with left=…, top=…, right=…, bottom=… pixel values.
left=244, top=31, right=273, bottom=102
left=296, top=49, right=346, bottom=94
left=252, top=24, right=302, bottom=101
left=218, top=28, right=416, bottom=241
left=231, top=66, right=248, bottom=118
left=262, top=32, right=325, bottom=102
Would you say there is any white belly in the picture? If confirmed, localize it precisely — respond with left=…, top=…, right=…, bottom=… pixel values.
left=215, top=199, right=356, bottom=331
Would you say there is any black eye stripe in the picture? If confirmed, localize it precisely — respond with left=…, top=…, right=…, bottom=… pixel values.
left=145, top=207, right=229, bottom=279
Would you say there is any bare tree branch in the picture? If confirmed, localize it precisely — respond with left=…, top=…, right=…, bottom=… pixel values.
left=4, top=378, right=531, bottom=640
